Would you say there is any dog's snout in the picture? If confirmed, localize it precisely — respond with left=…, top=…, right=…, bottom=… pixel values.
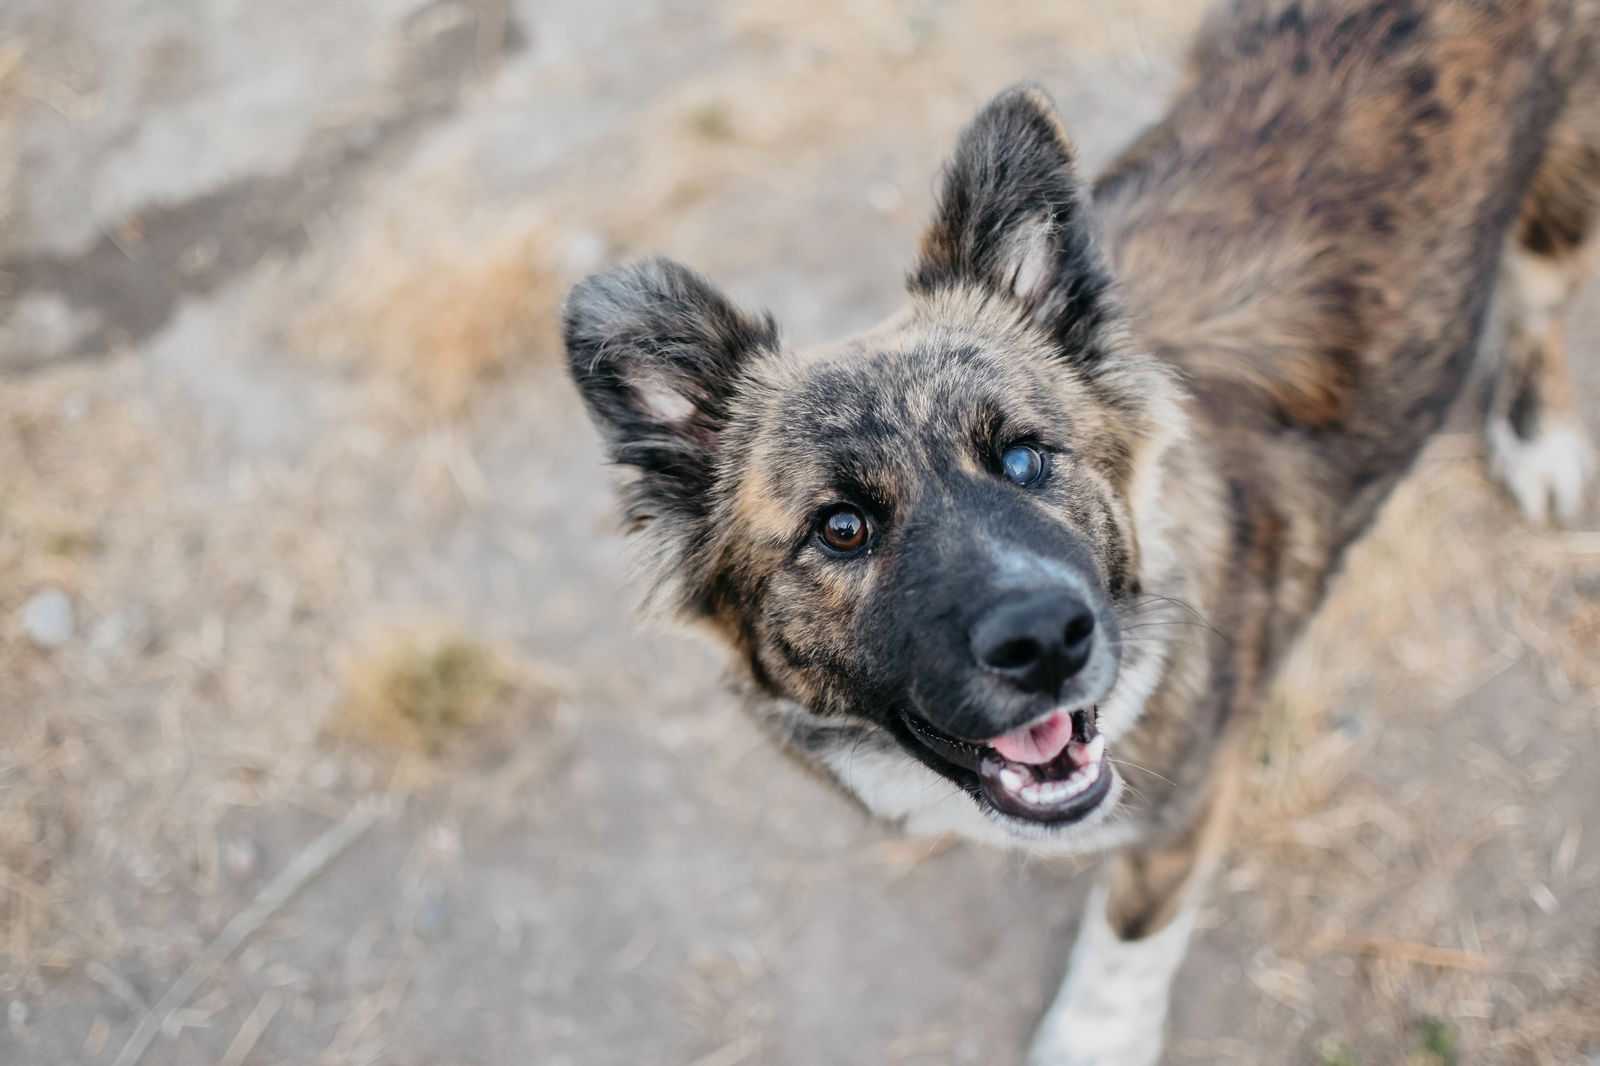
left=970, top=592, right=1096, bottom=695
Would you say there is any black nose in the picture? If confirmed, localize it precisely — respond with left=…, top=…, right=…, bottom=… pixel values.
left=970, top=592, right=1097, bottom=695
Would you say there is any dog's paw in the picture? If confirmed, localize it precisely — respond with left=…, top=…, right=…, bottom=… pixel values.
left=1025, top=883, right=1192, bottom=1066
left=1488, top=414, right=1595, bottom=526
left=1024, top=928, right=1176, bottom=1065
left=1024, top=1010, right=1162, bottom=1066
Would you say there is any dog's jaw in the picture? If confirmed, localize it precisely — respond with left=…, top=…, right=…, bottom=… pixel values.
left=748, top=591, right=1178, bottom=855
left=817, top=732, right=1140, bottom=855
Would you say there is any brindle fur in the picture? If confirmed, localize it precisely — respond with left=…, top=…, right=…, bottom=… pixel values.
left=565, top=0, right=1600, bottom=1058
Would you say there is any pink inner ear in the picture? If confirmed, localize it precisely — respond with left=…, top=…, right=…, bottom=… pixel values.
left=1009, top=216, right=1055, bottom=305
left=634, top=374, right=696, bottom=425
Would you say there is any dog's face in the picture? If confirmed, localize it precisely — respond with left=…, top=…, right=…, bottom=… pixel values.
left=566, top=89, right=1188, bottom=849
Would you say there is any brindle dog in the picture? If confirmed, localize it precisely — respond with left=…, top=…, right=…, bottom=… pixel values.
left=563, top=1, right=1600, bottom=1061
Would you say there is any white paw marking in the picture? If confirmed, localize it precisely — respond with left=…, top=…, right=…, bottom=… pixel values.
left=1025, top=884, right=1195, bottom=1066
left=1488, top=415, right=1596, bottom=526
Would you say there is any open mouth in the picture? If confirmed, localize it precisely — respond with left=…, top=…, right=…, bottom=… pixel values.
left=899, top=706, right=1112, bottom=825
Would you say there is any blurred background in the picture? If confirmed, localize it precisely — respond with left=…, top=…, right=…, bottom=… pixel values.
left=0, top=1, right=1597, bottom=1063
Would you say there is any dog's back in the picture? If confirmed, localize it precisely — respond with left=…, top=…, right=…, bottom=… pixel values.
left=1092, top=0, right=1600, bottom=666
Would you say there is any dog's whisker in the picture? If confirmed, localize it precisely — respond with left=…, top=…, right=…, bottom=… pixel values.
left=1108, top=756, right=1178, bottom=789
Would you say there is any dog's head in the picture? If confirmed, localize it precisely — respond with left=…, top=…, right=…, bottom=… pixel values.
left=564, top=88, right=1189, bottom=849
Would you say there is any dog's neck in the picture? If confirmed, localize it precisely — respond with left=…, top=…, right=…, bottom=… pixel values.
left=1103, top=384, right=1248, bottom=840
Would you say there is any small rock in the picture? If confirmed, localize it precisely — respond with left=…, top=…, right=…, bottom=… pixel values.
left=415, top=890, right=451, bottom=939
left=221, top=836, right=260, bottom=880
left=177, top=239, right=220, bottom=276
left=60, top=393, right=89, bottom=422
left=21, top=589, right=74, bottom=649
left=1334, top=713, right=1364, bottom=737
left=344, top=120, right=380, bottom=152
left=426, top=822, right=462, bottom=858
left=0, top=294, right=98, bottom=371
left=90, top=608, right=144, bottom=655
left=309, top=758, right=342, bottom=790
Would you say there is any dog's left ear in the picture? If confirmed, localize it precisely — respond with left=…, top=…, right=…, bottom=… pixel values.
left=911, top=86, right=1116, bottom=359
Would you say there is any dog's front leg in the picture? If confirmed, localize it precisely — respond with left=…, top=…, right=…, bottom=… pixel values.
left=1026, top=771, right=1238, bottom=1066
left=1023, top=878, right=1197, bottom=1066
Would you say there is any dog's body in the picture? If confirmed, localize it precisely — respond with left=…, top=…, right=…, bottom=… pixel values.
left=565, top=1, right=1600, bottom=1061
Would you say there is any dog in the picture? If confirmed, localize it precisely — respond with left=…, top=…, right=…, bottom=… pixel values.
left=563, top=1, right=1600, bottom=1061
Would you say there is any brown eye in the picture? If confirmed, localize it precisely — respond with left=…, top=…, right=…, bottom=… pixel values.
left=819, top=505, right=870, bottom=553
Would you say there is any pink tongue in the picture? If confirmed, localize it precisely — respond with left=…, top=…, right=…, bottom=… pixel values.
left=988, top=711, right=1074, bottom=765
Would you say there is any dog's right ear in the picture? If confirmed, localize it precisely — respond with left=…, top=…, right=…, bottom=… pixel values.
left=912, top=86, right=1117, bottom=362
left=563, top=257, right=778, bottom=531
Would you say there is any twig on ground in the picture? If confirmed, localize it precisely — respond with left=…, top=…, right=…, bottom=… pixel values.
left=111, top=802, right=381, bottom=1066
left=1338, top=935, right=1494, bottom=971
left=1532, top=532, right=1600, bottom=555
left=218, top=990, right=283, bottom=1066
left=86, top=961, right=150, bottom=1015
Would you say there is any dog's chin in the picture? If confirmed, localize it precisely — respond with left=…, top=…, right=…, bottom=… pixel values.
left=890, top=702, right=1116, bottom=832
left=803, top=655, right=1159, bottom=851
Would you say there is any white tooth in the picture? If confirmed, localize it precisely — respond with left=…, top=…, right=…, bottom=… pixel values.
left=1084, top=759, right=1101, bottom=782
left=1087, top=736, right=1106, bottom=764
left=999, top=768, right=1025, bottom=792
left=1020, top=785, right=1042, bottom=804
left=1062, top=773, right=1086, bottom=797
left=1066, top=740, right=1087, bottom=763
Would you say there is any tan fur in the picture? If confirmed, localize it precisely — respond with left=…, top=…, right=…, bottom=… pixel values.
left=1104, top=728, right=1243, bottom=940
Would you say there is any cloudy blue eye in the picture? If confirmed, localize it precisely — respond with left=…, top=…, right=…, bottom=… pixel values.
left=1000, top=443, right=1045, bottom=486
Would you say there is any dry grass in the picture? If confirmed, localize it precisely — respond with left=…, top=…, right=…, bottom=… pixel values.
left=0, top=39, right=22, bottom=237
left=338, top=631, right=510, bottom=754
left=0, top=366, right=172, bottom=991
left=1251, top=435, right=1599, bottom=825
left=549, top=0, right=1208, bottom=257
left=281, top=0, right=1210, bottom=427
left=0, top=355, right=569, bottom=1004
left=0, top=718, right=104, bottom=986
left=1232, top=435, right=1600, bottom=1064
left=1249, top=444, right=1499, bottom=819
left=296, top=195, right=563, bottom=417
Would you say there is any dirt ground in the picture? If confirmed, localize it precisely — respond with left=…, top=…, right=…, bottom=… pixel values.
left=1, top=1, right=1597, bottom=1064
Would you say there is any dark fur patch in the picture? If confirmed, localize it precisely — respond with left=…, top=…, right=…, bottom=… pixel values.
left=1519, top=142, right=1600, bottom=258
left=563, top=257, right=778, bottom=528
left=910, top=88, right=1118, bottom=363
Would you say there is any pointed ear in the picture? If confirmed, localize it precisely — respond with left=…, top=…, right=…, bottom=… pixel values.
left=563, top=257, right=777, bottom=527
left=911, top=86, right=1117, bottom=358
